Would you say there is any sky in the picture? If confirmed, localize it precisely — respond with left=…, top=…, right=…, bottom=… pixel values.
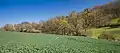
left=0, top=0, right=113, bottom=27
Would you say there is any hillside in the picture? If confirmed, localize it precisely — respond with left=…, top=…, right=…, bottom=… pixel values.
left=0, top=31, right=120, bottom=53
left=86, top=18, right=120, bottom=40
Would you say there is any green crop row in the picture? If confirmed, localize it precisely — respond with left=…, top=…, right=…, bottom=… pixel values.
left=0, top=42, right=120, bottom=53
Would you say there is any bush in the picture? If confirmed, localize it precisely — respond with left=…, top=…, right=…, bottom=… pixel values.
left=3, top=24, right=15, bottom=31
left=29, top=29, right=41, bottom=33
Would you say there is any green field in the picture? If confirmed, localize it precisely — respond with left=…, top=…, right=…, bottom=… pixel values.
left=0, top=31, right=120, bottom=53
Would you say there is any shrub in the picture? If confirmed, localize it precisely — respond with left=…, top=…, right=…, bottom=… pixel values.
left=29, top=29, right=41, bottom=33
left=3, top=24, right=15, bottom=31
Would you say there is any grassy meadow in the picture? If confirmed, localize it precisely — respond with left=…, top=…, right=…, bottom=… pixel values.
left=0, top=31, right=120, bottom=53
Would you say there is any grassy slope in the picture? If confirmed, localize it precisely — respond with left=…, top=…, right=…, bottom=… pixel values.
left=0, top=31, right=120, bottom=53
left=87, top=28, right=120, bottom=39
left=110, top=18, right=120, bottom=25
left=87, top=18, right=120, bottom=39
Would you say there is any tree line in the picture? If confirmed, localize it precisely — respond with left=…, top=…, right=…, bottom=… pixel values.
left=1, top=1, right=120, bottom=36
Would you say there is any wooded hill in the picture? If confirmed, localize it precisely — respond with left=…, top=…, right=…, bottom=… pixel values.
left=2, top=0, right=120, bottom=37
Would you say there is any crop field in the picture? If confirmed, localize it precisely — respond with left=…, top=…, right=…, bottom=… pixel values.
left=0, top=31, right=120, bottom=53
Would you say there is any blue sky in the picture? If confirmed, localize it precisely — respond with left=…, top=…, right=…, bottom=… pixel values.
left=0, top=0, right=113, bottom=27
